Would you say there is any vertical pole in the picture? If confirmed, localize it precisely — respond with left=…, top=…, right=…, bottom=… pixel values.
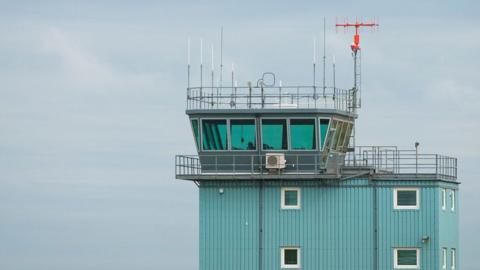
left=322, top=16, right=326, bottom=99
left=211, top=45, right=215, bottom=108
left=220, top=27, right=223, bottom=88
left=313, top=36, right=317, bottom=106
left=200, top=38, right=203, bottom=109
left=415, top=142, right=420, bottom=175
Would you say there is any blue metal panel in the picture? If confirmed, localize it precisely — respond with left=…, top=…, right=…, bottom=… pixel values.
left=199, top=179, right=459, bottom=270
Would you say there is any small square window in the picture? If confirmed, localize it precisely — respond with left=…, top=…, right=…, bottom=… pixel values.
left=451, top=248, right=456, bottom=269
left=281, top=188, right=301, bottom=209
left=441, top=189, right=446, bottom=210
left=394, top=248, right=419, bottom=269
left=450, top=190, right=455, bottom=212
left=394, top=188, right=419, bottom=210
left=281, top=247, right=300, bottom=268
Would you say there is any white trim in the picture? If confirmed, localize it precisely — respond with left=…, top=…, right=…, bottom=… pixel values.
left=451, top=248, right=456, bottom=270
left=394, top=248, right=420, bottom=269
left=450, top=190, right=455, bottom=212
left=441, top=188, right=446, bottom=211
left=442, top=247, right=447, bottom=269
left=393, top=188, right=420, bottom=210
left=281, top=187, right=301, bottom=210
left=281, top=247, right=301, bottom=268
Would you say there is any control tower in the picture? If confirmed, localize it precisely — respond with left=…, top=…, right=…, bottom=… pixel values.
left=175, top=23, right=459, bottom=270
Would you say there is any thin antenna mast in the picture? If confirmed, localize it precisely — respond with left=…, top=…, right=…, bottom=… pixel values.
left=211, top=44, right=215, bottom=107
left=313, top=37, right=316, bottom=99
left=200, top=38, right=203, bottom=108
left=322, top=17, right=326, bottom=99
left=220, top=27, right=223, bottom=88
left=187, top=38, right=191, bottom=89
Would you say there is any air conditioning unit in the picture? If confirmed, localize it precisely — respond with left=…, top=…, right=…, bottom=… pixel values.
left=265, top=153, right=286, bottom=169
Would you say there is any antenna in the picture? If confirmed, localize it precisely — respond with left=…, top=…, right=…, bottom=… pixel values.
left=322, top=16, right=326, bottom=99
left=211, top=44, right=215, bottom=107
left=200, top=38, right=203, bottom=108
left=335, top=17, right=379, bottom=110
left=313, top=36, right=316, bottom=95
left=187, top=38, right=191, bottom=90
left=220, top=27, right=224, bottom=88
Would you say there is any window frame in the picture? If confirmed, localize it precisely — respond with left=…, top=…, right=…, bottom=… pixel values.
left=229, top=118, right=257, bottom=152
left=281, top=187, right=301, bottom=210
left=200, top=118, right=230, bottom=152
left=450, top=190, right=455, bottom=212
left=451, top=248, right=456, bottom=270
left=288, top=117, right=318, bottom=151
left=442, top=247, right=447, bottom=269
left=280, top=247, right=301, bottom=268
left=394, top=248, right=420, bottom=269
left=441, top=188, right=447, bottom=211
left=393, top=187, right=420, bottom=210
left=260, top=117, right=289, bottom=151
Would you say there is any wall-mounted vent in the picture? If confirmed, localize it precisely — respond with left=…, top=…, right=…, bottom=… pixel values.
left=265, top=153, right=286, bottom=169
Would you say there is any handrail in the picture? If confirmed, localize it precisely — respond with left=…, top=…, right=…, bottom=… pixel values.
left=186, top=85, right=357, bottom=112
left=175, top=148, right=457, bottom=180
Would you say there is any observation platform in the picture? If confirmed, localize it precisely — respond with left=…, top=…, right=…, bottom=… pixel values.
left=176, top=146, right=458, bottom=182
left=186, top=85, right=358, bottom=116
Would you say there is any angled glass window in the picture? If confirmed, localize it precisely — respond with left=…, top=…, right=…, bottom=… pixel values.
left=230, top=119, right=256, bottom=150
left=281, top=247, right=300, bottom=268
left=333, top=121, right=347, bottom=150
left=190, top=119, right=200, bottom=149
left=394, top=188, right=419, bottom=210
left=394, top=248, right=419, bottom=268
left=262, top=119, right=287, bottom=150
left=319, top=118, right=330, bottom=150
left=202, top=119, right=228, bottom=150
left=290, top=119, right=316, bottom=150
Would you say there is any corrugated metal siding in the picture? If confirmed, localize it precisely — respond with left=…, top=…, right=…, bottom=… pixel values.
left=199, top=179, right=458, bottom=270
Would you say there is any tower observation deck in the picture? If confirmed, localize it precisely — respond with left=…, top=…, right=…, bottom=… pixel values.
left=175, top=22, right=459, bottom=270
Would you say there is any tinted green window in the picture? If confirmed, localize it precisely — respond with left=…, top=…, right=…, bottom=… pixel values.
left=290, top=119, right=316, bottom=150
left=397, top=249, right=417, bottom=266
left=284, top=249, right=298, bottom=265
left=319, top=118, right=330, bottom=149
left=397, top=190, right=417, bottom=206
left=230, top=119, right=256, bottom=150
left=202, top=119, right=228, bottom=150
left=262, top=119, right=287, bottom=150
left=284, top=190, right=298, bottom=206
left=191, top=119, right=200, bottom=149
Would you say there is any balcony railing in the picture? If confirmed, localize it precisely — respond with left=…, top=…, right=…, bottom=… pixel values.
left=175, top=147, right=457, bottom=181
left=186, top=85, right=358, bottom=112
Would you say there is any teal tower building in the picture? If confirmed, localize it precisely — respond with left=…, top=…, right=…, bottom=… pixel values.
left=176, top=27, right=459, bottom=270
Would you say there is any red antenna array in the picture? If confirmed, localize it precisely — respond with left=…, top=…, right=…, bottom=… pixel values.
left=336, top=17, right=379, bottom=52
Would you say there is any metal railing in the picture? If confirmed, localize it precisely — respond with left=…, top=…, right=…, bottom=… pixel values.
left=344, top=146, right=457, bottom=179
left=175, top=147, right=457, bottom=180
left=186, top=86, right=357, bottom=112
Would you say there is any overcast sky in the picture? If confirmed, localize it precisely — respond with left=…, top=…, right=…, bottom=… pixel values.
left=0, top=1, right=479, bottom=269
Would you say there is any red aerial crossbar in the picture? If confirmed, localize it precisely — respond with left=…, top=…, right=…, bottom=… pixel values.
left=336, top=20, right=379, bottom=52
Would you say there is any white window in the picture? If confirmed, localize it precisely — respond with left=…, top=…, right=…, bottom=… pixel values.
left=451, top=249, right=456, bottom=269
left=450, top=190, right=455, bottom=212
left=394, top=248, right=420, bottom=269
left=394, top=188, right=419, bottom=210
left=441, top=189, right=446, bottom=210
left=281, top=188, right=301, bottom=209
left=281, top=247, right=300, bottom=268
left=442, top=248, right=447, bottom=269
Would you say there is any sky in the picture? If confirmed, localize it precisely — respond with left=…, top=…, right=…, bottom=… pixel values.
left=0, top=1, right=479, bottom=269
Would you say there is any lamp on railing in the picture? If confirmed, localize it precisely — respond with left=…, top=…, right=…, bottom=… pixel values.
left=415, top=142, right=420, bottom=174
